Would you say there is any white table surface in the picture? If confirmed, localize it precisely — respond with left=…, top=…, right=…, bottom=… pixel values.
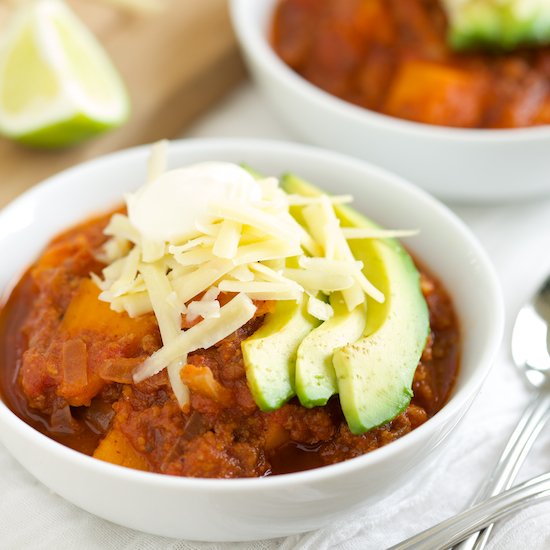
left=2, top=82, right=550, bottom=550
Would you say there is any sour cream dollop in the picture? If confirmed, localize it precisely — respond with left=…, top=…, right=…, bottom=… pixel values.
left=127, top=162, right=262, bottom=242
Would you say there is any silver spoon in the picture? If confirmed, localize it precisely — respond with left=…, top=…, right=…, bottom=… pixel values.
left=394, top=275, right=550, bottom=550
left=388, top=471, right=550, bottom=550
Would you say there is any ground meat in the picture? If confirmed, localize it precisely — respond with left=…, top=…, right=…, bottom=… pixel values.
left=272, top=0, right=550, bottom=128
left=0, top=210, right=460, bottom=478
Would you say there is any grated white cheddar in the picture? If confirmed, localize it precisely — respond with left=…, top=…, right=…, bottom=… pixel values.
left=108, top=247, right=141, bottom=298
left=168, top=236, right=214, bottom=255
left=233, top=239, right=302, bottom=265
left=228, top=265, right=255, bottom=282
left=170, top=259, right=233, bottom=304
left=341, top=283, right=366, bottom=311
left=172, top=247, right=215, bottom=267
left=141, top=239, right=165, bottom=263
left=186, top=287, right=221, bottom=323
left=249, top=262, right=301, bottom=288
left=342, top=228, right=419, bottom=239
left=133, top=293, right=256, bottom=382
left=104, top=213, right=140, bottom=244
left=307, top=294, right=334, bottom=321
left=93, top=153, right=417, bottom=406
left=257, top=177, right=280, bottom=200
left=99, top=257, right=126, bottom=285
left=331, top=222, right=385, bottom=304
left=202, top=286, right=221, bottom=302
left=96, top=237, right=131, bottom=264
left=283, top=268, right=355, bottom=292
left=167, top=360, right=189, bottom=409
left=286, top=194, right=353, bottom=206
left=110, top=292, right=152, bottom=317
left=218, top=280, right=302, bottom=300
left=139, top=263, right=180, bottom=342
left=281, top=211, right=323, bottom=257
left=301, top=203, right=327, bottom=255
left=321, top=195, right=340, bottom=260
left=212, top=220, right=242, bottom=259
left=261, top=258, right=286, bottom=272
left=298, top=256, right=364, bottom=276
left=186, top=300, right=221, bottom=322
left=209, top=201, right=299, bottom=244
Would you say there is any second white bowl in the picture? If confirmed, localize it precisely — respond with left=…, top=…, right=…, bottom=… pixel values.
left=231, top=0, right=550, bottom=203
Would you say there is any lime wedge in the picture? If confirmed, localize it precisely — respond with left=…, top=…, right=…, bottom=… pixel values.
left=0, top=0, right=130, bottom=148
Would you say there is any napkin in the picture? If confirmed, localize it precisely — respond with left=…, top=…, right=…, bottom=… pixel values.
left=2, top=84, right=550, bottom=550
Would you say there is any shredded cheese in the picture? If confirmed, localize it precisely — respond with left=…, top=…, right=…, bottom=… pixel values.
left=172, top=247, right=215, bottom=266
left=307, top=294, right=334, bottom=321
left=283, top=268, right=355, bottom=292
left=209, top=201, right=299, bottom=244
left=139, top=263, right=180, bottom=342
left=228, top=265, right=255, bottom=282
left=286, top=194, right=353, bottom=206
left=134, top=294, right=256, bottom=382
left=233, top=239, right=302, bottom=265
left=218, top=280, right=302, bottom=300
left=341, top=283, right=366, bottom=311
left=168, top=236, right=214, bottom=255
left=342, top=228, right=419, bottom=239
left=186, top=300, right=221, bottom=322
left=104, top=213, right=140, bottom=244
left=170, top=259, right=233, bottom=304
left=93, top=151, right=420, bottom=406
left=186, top=287, right=221, bottom=323
left=108, top=247, right=141, bottom=298
left=298, top=256, right=364, bottom=276
left=212, top=220, right=242, bottom=259
left=167, top=360, right=189, bottom=409
left=110, top=292, right=152, bottom=317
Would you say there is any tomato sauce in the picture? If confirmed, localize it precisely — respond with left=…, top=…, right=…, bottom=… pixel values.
left=0, top=211, right=460, bottom=478
left=271, top=0, right=550, bottom=128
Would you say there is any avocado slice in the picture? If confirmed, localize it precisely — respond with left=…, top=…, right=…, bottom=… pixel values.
left=442, top=0, right=550, bottom=51
left=280, top=174, right=429, bottom=435
left=295, top=293, right=366, bottom=408
left=242, top=295, right=320, bottom=411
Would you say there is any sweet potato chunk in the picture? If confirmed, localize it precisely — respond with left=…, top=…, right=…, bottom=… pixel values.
left=383, top=59, right=487, bottom=127
left=93, top=428, right=150, bottom=471
left=264, top=418, right=290, bottom=450
left=61, top=278, right=154, bottom=339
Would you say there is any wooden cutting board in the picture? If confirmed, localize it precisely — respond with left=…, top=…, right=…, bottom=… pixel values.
left=0, top=0, right=246, bottom=208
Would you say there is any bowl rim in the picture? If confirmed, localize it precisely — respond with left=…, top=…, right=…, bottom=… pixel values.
left=0, top=137, right=504, bottom=491
left=230, top=0, right=550, bottom=143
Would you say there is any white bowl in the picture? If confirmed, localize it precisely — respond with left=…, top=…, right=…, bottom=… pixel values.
left=0, top=139, right=503, bottom=541
left=230, top=0, right=550, bottom=203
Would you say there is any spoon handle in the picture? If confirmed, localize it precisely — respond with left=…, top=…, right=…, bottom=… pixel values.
left=389, top=471, right=550, bottom=550
left=454, top=391, right=550, bottom=550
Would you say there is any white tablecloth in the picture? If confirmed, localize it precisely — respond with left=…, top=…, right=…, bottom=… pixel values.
left=2, top=83, right=550, bottom=550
